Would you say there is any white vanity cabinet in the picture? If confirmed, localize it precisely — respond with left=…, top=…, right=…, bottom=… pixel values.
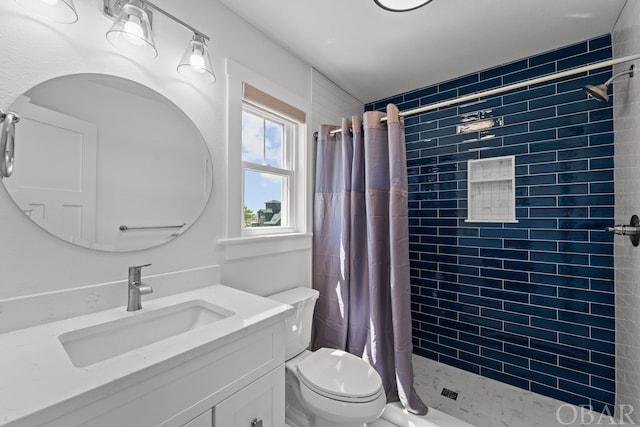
left=213, top=366, right=284, bottom=427
left=0, top=286, right=291, bottom=427
left=180, top=365, right=284, bottom=427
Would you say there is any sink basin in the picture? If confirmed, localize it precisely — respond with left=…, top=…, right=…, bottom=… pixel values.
left=58, top=300, right=234, bottom=367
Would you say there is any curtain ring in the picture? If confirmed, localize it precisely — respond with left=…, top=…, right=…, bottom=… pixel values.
left=0, top=110, right=19, bottom=178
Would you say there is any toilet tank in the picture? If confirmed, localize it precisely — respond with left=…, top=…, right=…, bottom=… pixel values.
left=269, top=287, right=319, bottom=360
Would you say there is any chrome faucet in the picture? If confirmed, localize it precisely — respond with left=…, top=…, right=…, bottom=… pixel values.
left=127, top=264, right=153, bottom=311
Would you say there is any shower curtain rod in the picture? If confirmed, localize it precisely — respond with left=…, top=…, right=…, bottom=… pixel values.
left=326, top=53, right=640, bottom=136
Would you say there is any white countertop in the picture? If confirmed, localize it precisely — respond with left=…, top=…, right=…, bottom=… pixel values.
left=0, top=285, right=292, bottom=426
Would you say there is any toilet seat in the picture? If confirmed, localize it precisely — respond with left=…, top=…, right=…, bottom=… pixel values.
left=296, top=347, right=384, bottom=403
left=298, top=376, right=386, bottom=424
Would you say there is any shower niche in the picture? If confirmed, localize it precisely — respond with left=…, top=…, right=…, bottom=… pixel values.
left=466, top=155, right=517, bottom=223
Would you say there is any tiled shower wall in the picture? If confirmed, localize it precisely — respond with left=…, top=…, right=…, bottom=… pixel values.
left=366, top=35, right=616, bottom=411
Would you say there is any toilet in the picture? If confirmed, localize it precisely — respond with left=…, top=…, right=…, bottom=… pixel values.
left=269, top=287, right=386, bottom=427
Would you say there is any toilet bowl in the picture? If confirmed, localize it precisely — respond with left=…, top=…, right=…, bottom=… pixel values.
left=293, top=348, right=386, bottom=426
left=269, top=287, right=387, bottom=427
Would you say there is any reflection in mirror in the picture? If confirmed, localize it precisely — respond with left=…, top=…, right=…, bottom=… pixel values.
left=2, top=74, right=212, bottom=251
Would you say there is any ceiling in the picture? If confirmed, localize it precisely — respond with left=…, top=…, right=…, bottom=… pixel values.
left=217, top=0, right=627, bottom=104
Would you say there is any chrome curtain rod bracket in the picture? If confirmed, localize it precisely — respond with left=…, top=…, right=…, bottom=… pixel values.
left=119, top=223, right=186, bottom=231
left=103, top=0, right=210, bottom=40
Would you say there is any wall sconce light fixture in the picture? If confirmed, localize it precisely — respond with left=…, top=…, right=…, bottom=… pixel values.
left=374, top=0, right=434, bottom=12
left=177, top=34, right=216, bottom=84
left=105, top=0, right=157, bottom=58
left=14, top=0, right=78, bottom=24
left=16, top=0, right=217, bottom=84
left=103, top=0, right=216, bottom=83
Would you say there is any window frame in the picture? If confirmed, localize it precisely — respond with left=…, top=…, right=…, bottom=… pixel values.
left=241, top=102, right=297, bottom=235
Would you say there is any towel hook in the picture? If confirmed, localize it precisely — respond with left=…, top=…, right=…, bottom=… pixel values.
left=0, top=109, right=20, bottom=178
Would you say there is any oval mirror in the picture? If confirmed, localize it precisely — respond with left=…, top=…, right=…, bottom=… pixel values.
left=2, top=74, right=212, bottom=251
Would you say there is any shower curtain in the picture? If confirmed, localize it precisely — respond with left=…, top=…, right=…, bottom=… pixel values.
left=312, top=104, right=427, bottom=415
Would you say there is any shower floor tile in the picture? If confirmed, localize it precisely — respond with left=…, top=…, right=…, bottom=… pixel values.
left=412, top=355, right=626, bottom=426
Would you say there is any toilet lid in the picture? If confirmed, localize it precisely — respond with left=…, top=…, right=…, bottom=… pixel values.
left=296, top=348, right=383, bottom=401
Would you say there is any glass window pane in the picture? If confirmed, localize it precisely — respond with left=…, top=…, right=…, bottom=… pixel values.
left=241, top=109, right=284, bottom=168
left=243, top=169, right=287, bottom=228
left=241, top=110, right=265, bottom=164
left=265, top=120, right=283, bottom=168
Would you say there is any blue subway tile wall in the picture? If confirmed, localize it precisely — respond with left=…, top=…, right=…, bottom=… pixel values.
left=366, top=35, right=615, bottom=412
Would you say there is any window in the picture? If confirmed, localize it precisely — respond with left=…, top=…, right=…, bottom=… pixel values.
left=241, top=104, right=295, bottom=231
left=222, top=59, right=311, bottom=251
left=237, top=82, right=307, bottom=236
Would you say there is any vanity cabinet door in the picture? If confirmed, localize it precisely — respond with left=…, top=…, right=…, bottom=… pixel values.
left=182, top=409, right=212, bottom=427
left=213, top=366, right=284, bottom=427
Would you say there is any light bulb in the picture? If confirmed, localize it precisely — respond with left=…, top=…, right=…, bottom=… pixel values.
left=124, top=14, right=144, bottom=44
left=189, top=53, right=206, bottom=72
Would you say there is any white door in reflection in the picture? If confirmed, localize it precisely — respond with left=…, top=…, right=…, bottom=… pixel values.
left=7, top=96, right=97, bottom=245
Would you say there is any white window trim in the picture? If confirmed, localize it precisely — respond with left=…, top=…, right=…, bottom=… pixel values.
left=220, top=59, right=312, bottom=257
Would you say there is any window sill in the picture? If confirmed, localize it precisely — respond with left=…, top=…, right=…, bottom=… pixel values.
left=217, top=232, right=312, bottom=260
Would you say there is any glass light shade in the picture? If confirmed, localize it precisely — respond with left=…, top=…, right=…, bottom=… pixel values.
left=374, top=0, right=434, bottom=12
left=105, top=0, right=157, bottom=59
left=177, top=35, right=216, bottom=84
left=15, top=0, right=78, bottom=23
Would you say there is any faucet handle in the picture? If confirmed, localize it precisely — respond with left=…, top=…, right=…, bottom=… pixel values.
left=128, top=263, right=152, bottom=282
left=130, top=263, right=152, bottom=270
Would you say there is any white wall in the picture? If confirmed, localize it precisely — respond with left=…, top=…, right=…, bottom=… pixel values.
left=311, top=69, right=363, bottom=132
left=0, top=0, right=360, bottom=324
left=612, top=1, right=640, bottom=420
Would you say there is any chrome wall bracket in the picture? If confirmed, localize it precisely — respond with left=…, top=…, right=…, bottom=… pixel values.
left=606, top=214, right=640, bottom=247
left=0, top=109, right=20, bottom=178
